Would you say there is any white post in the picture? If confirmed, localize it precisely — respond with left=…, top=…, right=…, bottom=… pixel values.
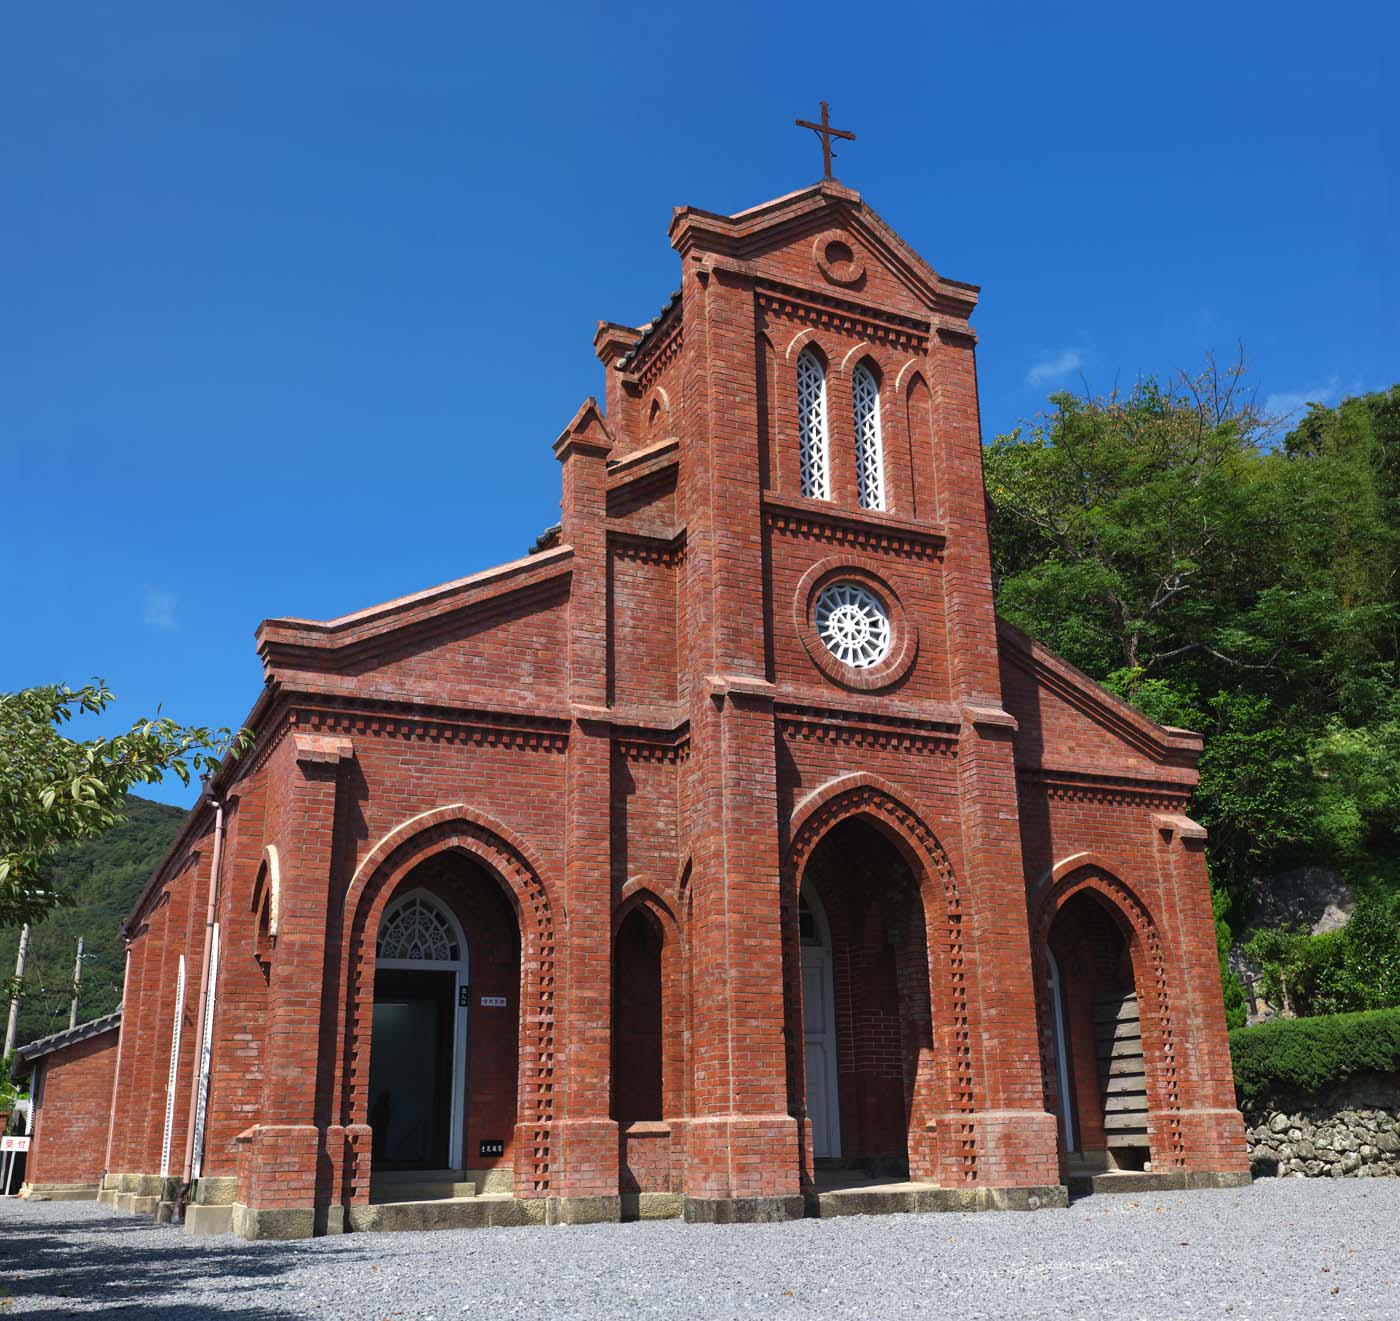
left=4, top=924, right=29, bottom=1058
left=190, top=924, right=220, bottom=1181
left=68, top=937, right=85, bottom=1031
left=160, top=956, right=187, bottom=1178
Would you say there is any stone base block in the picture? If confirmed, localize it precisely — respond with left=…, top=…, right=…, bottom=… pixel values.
left=807, top=1183, right=1067, bottom=1219
left=1068, top=1169, right=1253, bottom=1198
left=184, top=1203, right=235, bottom=1236
left=155, top=1200, right=177, bottom=1224
left=683, top=1195, right=806, bottom=1224
left=115, top=1193, right=160, bottom=1216
left=192, top=1176, right=237, bottom=1206
left=21, top=1184, right=98, bottom=1202
left=97, top=1188, right=118, bottom=1208
left=109, top=1173, right=167, bottom=1198
left=348, top=1194, right=547, bottom=1234
left=232, top=1204, right=318, bottom=1240
left=550, top=1194, right=621, bottom=1225
left=621, top=1191, right=683, bottom=1221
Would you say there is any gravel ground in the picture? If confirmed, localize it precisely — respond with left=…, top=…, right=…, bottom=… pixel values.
left=2, top=1181, right=1398, bottom=1320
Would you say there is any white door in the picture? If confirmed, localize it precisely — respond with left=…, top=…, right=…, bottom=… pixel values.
left=800, top=892, right=841, bottom=1159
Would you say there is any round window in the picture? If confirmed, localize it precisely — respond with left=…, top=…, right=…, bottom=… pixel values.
left=813, top=582, right=892, bottom=669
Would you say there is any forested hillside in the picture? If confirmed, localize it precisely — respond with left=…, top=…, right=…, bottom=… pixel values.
left=987, top=366, right=1400, bottom=1026
left=1, top=794, right=184, bottom=1048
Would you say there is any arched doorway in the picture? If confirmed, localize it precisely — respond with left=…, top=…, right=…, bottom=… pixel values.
left=799, top=888, right=839, bottom=1158
left=1043, top=889, right=1152, bottom=1173
left=367, top=851, right=521, bottom=1182
left=798, top=817, right=934, bottom=1180
left=370, top=890, right=469, bottom=1169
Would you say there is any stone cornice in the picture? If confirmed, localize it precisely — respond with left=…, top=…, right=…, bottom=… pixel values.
left=763, top=493, right=946, bottom=561
left=756, top=282, right=930, bottom=353
left=775, top=694, right=962, bottom=739
left=778, top=709, right=958, bottom=756
left=622, top=319, right=683, bottom=390
left=1016, top=764, right=1194, bottom=809
left=292, top=700, right=570, bottom=753
left=607, top=524, right=686, bottom=566
left=607, top=436, right=679, bottom=486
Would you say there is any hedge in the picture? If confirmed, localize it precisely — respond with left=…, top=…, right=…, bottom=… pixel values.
left=1230, top=1006, right=1400, bottom=1112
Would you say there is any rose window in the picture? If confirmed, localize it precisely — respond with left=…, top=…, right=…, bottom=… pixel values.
left=814, top=582, right=892, bottom=669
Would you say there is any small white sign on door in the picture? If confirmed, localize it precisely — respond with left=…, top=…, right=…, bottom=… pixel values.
left=479, top=995, right=507, bottom=1008
left=1, top=1136, right=30, bottom=1153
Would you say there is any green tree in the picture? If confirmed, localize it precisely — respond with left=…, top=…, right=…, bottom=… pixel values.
left=988, top=367, right=1400, bottom=1017
left=0, top=682, right=248, bottom=932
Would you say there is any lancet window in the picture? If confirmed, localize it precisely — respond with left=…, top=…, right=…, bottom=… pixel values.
left=852, top=363, right=885, bottom=510
left=797, top=347, right=831, bottom=500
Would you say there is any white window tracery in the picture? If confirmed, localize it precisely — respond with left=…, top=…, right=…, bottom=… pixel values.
left=797, top=348, right=830, bottom=500
left=814, top=581, right=892, bottom=669
left=377, top=892, right=461, bottom=963
left=852, top=363, right=886, bottom=510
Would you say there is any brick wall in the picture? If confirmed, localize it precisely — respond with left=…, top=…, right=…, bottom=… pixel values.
left=26, top=1027, right=119, bottom=1189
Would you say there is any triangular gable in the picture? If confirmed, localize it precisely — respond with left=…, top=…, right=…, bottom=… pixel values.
left=255, top=544, right=573, bottom=679
left=668, top=180, right=978, bottom=323
left=996, top=617, right=1201, bottom=778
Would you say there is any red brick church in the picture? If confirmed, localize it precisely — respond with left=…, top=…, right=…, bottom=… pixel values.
left=80, top=167, right=1247, bottom=1237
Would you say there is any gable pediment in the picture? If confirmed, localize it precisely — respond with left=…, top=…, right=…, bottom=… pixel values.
left=255, top=544, right=573, bottom=681
left=997, top=618, right=1202, bottom=780
left=669, top=180, right=978, bottom=325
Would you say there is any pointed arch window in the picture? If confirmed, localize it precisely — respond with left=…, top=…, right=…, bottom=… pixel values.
left=852, top=363, right=886, bottom=510
left=797, top=347, right=830, bottom=500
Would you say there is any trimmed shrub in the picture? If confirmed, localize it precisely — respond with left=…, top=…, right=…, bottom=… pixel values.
left=1230, top=1006, right=1400, bottom=1112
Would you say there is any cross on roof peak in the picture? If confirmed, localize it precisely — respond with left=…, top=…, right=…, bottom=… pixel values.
left=795, top=101, right=856, bottom=180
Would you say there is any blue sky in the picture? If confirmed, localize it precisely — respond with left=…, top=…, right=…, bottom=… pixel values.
left=3, top=2, right=1395, bottom=808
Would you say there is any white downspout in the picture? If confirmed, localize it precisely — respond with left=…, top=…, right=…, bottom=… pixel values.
left=179, top=793, right=226, bottom=1195
left=101, top=946, right=132, bottom=1184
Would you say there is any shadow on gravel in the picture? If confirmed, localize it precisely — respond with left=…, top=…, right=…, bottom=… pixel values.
left=0, top=1212, right=362, bottom=1319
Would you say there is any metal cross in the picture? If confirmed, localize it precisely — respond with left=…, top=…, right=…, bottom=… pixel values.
left=795, top=101, right=856, bottom=180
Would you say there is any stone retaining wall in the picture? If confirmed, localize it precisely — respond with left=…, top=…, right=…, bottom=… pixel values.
left=1243, top=1072, right=1400, bottom=1178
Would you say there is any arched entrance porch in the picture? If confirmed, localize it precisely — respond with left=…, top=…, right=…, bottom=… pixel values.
left=365, top=852, right=520, bottom=1197
left=1035, top=867, right=1185, bottom=1178
left=338, top=807, right=559, bottom=1214
left=785, top=780, right=969, bottom=1191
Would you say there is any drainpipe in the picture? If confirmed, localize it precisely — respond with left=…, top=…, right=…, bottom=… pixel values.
left=101, top=945, right=132, bottom=1186
left=177, top=789, right=226, bottom=1210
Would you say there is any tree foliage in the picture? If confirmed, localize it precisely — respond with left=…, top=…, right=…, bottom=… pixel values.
left=0, top=794, right=185, bottom=1047
left=988, top=369, right=1400, bottom=1014
left=0, top=682, right=248, bottom=930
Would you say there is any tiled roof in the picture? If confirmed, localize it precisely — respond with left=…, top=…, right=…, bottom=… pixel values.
left=528, top=523, right=562, bottom=556
left=11, top=1009, right=122, bottom=1080
left=618, top=289, right=681, bottom=370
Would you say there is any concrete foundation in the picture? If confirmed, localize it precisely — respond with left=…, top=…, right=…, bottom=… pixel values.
left=184, top=1203, right=235, bottom=1236
left=683, top=1195, right=807, bottom=1224
left=1066, top=1169, right=1253, bottom=1198
left=20, top=1183, right=99, bottom=1202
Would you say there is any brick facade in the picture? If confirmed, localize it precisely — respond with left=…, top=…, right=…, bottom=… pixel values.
left=96, top=179, right=1246, bottom=1237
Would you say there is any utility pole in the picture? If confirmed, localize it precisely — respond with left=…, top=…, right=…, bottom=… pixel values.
left=3, top=924, right=29, bottom=1058
left=69, top=937, right=84, bottom=1030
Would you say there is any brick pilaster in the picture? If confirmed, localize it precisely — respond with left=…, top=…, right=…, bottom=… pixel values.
left=553, top=403, right=619, bottom=1201
left=235, top=733, right=353, bottom=1230
left=1153, top=814, right=1249, bottom=1173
